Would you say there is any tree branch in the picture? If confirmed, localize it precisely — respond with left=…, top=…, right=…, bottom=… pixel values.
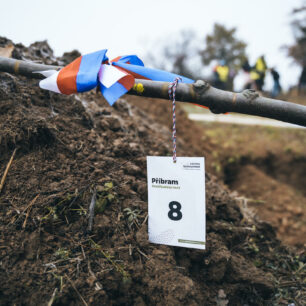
left=1, top=56, right=306, bottom=127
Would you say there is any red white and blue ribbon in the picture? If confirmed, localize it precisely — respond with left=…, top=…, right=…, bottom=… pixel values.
left=39, top=49, right=194, bottom=106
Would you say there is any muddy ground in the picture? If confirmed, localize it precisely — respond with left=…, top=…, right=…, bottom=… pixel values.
left=0, top=38, right=305, bottom=305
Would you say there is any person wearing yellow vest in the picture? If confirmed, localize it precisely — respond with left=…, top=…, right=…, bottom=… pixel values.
left=213, top=60, right=229, bottom=90
left=252, top=55, right=268, bottom=91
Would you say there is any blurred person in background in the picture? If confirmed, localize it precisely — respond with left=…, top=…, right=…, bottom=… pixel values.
left=270, top=67, right=282, bottom=97
left=298, top=66, right=306, bottom=94
left=213, top=59, right=229, bottom=90
left=241, top=58, right=253, bottom=89
left=253, top=55, right=268, bottom=91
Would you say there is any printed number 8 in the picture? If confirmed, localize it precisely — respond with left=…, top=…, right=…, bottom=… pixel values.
left=168, top=201, right=182, bottom=221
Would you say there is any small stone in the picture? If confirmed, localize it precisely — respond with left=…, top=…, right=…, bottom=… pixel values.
left=105, top=116, right=122, bottom=131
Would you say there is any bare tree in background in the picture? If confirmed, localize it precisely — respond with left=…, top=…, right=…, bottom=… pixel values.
left=199, top=23, right=247, bottom=90
left=288, top=5, right=306, bottom=65
left=146, top=30, right=201, bottom=79
left=286, top=3, right=306, bottom=92
left=145, top=24, right=247, bottom=84
left=200, top=23, right=247, bottom=71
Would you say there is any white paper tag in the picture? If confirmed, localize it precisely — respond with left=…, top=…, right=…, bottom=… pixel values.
left=147, top=156, right=206, bottom=250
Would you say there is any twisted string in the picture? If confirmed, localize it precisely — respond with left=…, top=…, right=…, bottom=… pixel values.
left=168, top=77, right=182, bottom=163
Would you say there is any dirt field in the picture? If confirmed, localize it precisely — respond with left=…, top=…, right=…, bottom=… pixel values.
left=0, top=38, right=305, bottom=305
left=182, top=103, right=306, bottom=247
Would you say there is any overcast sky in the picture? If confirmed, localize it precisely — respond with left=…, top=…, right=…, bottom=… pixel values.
left=0, top=0, right=303, bottom=90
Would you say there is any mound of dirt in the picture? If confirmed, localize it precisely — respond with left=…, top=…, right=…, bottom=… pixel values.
left=0, top=38, right=305, bottom=305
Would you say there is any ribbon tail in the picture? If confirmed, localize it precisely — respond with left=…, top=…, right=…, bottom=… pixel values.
left=39, top=70, right=61, bottom=93
left=100, top=82, right=129, bottom=106
left=112, top=62, right=194, bottom=83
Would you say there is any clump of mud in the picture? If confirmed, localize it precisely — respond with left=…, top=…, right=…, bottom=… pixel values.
left=0, top=37, right=304, bottom=305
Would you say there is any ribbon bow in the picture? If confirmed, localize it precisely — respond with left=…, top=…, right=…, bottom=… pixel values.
left=39, top=49, right=194, bottom=105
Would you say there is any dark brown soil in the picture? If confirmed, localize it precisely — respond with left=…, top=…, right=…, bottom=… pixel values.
left=228, top=164, right=305, bottom=246
left=0, top=38, right=305, bottom=305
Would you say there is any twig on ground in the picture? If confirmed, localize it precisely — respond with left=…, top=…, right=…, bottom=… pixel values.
left=13, top=194, right=39, bottom=225
left=0, top=148, right=16, bottom=193
left=87, top=258, right=98, bottom=280
left=87, top=189, right=96, bottom=232
left=81, top=245, right=86, bottom=260
left=76, top=257, right=82, bottom=278
left=142, top=213, right=148, bottom=226
left=47, top=288, right=58, bottom=306
left=137, top=248, right=149, bottom=260
left=22, top=194, right=39, bottom=228
left=65, top=274, right=88, bottom=306
left=87, top=258, right=103, bottom=290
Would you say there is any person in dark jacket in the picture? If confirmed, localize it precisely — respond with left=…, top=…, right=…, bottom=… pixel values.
left=298, top=66, right=306, bottom=94
left=270, top=67, right=281, bottom=97
left=241, top=58, right=252, bottom=89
